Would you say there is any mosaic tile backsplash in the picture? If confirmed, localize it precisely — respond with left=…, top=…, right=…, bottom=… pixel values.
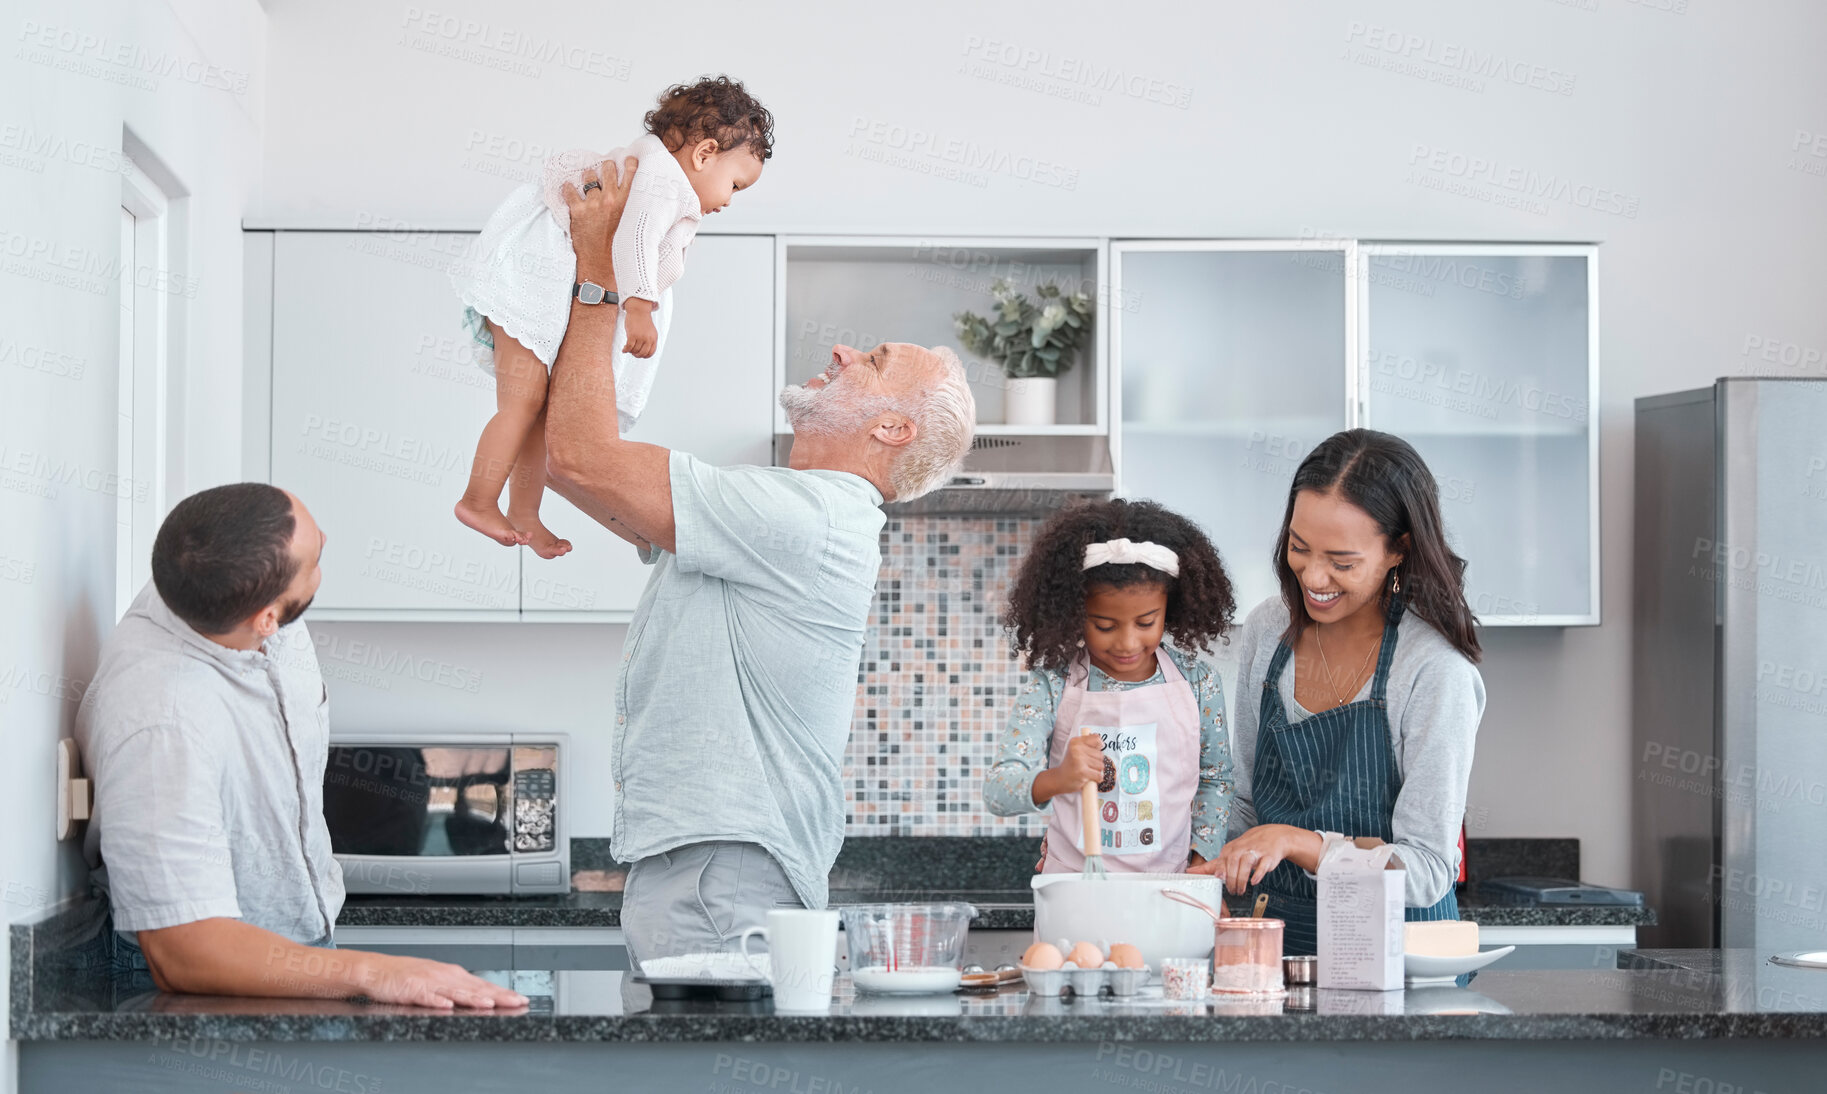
left=844, top=516, right=1047, bottom=836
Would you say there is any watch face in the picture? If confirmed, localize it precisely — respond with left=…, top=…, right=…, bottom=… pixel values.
left=576, top=282, right=604, bottom=305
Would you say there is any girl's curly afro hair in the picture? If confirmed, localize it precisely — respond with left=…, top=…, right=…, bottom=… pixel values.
left=1004, top=498, right=1237, bottom=673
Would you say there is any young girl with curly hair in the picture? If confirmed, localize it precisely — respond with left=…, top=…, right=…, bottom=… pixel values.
left=985, top=499, right=1239, bottom=874
left=453, top=75, right=773, bottom=557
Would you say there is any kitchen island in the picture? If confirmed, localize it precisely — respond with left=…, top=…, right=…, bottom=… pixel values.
left=14, top=906, right=1825, bottom=1094
left=11, top=837, right=1695, bottom=1093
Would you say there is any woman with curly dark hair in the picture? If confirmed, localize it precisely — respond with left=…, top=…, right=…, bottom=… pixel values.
left=1189, top=430, right=1486, bottom=955
left=985, top=499, right=1240, bottom=874
left=454, top=74, right=773, bottom=557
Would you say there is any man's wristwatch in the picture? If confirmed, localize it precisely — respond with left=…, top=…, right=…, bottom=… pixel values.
left=573, top=280, right=618, bottom=306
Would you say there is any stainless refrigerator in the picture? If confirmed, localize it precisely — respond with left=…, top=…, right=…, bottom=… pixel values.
left=1633, top=379, right=1827, bottom=951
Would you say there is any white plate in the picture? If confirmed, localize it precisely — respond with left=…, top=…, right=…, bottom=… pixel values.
left=1403, top=945, right=1515, bottom=985
left=851, top=967, right=962, bottom=994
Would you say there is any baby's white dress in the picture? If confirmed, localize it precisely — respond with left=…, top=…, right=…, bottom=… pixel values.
left=453, top=132, right=702, bottom=433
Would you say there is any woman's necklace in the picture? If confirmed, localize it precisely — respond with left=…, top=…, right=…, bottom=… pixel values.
left=1313, top=624, right=1380, bottom=707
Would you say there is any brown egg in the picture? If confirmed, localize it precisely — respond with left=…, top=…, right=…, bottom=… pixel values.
left=1066, top=941, right=1105, bottom=969
left=1021, top=942, right=1064, bottom=970
left=1108, top=943, right=1145, bottom=970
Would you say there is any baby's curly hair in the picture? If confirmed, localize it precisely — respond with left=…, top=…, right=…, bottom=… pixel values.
left=644, top=75, right=775, bottom=161
left=1004, top=499, right=1237, bottom=674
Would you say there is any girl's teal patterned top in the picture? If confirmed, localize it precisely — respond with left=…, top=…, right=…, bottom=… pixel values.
left=982, top=644, right=1234, bottom=861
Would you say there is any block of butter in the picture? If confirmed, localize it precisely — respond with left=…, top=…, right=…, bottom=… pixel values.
left=1404, top=920, right=1479, bottom=957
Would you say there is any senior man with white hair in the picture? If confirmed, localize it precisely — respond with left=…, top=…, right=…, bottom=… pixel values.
left=524, top=157, right=975, bottom=969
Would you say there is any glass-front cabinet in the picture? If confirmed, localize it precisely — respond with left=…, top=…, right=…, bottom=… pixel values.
left=1112, top=241, right=1355, bottom=618
left=1112, top=240, right=1598, bottom=628
left=1360, top=244, right=1598, bottom=626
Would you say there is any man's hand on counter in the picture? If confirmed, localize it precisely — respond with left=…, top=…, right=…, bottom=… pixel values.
left=339, top=951, right=528, bottom=1010
left=137, top=918, right=527, bottom=1010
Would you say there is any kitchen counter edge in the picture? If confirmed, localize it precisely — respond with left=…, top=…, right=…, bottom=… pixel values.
left=334, top=892, right=1655, bottom=930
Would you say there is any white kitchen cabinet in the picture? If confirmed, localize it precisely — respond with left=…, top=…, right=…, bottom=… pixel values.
left=257, top=231, right=775, bottom=621
left=1112, top=240, right=1356, bottom=618
left=524, top=234, right=775, bottom=620
left=269, top=231, right=520, bottom=619
left=1112, top=239, right=1598, bottom=629
left=1360, top=245, right=1599, bottom=626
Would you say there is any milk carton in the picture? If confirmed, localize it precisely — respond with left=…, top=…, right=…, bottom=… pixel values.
left=1316, top=841, right=1405, bottom=991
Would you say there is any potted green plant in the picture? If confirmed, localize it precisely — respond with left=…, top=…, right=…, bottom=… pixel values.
left=954, top=279, right=1094, bottom=426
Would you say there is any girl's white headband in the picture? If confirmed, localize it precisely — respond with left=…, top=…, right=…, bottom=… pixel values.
left=1082, top=538, right=1180, bottom=577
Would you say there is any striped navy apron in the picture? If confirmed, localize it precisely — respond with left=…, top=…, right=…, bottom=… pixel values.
left=1250, top=597, right=1457, bottom=955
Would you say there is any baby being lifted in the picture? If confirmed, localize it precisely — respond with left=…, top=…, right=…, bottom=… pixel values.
left=452, top=75, right=773, bottom=556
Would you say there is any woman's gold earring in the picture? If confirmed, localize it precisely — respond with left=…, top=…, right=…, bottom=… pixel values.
left=1391, top=571, right=1402, bottom=594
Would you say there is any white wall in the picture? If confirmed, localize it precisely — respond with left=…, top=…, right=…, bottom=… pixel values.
left=2, top=0, right=266, bottom=1082
left=251, top=0, right=1827, bottom=890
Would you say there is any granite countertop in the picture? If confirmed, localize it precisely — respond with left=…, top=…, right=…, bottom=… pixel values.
left=338, top=892, right=620, bottom=929
left=338, top=887, right=1654, bottom=930
left=338, top=890, right=1038, bottom=930
left=1453, top=891, right=1656, bottom=927
left=15, top=950, right=1827, bottom=1043
left=340, top=836, right=1652, bottom=930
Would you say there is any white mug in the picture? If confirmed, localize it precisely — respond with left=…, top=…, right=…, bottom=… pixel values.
left=738, top=908, right=840, bottom=1012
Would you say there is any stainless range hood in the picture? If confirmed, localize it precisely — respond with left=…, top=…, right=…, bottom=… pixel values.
left=773, top=432, right=1114, bottom=515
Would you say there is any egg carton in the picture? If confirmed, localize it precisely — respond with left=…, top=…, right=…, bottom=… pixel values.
left=1020, top=963, right=1151, bottom=998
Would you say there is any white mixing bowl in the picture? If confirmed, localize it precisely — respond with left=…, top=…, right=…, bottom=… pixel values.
left=1030, top=872, right=1225, bottom=969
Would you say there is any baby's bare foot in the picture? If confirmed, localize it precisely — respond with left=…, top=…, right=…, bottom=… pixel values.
left=455, top=498, right=528, bottom=547
left=509, top=512, right=573, bottom=559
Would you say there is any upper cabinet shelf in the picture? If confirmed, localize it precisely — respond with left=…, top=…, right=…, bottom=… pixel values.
left=775, top=237, right=1109, bottom=435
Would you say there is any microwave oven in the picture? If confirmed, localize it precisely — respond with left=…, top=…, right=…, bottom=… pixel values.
left=323, top=734, right=569, bottom=896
